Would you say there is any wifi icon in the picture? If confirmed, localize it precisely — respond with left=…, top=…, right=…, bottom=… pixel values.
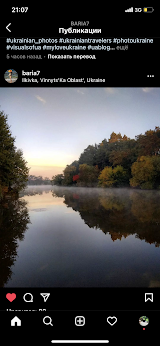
left=125, top=7, right=133, bottom=12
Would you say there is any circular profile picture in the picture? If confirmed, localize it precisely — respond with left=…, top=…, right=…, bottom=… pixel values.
left=139, top=316, right=149, bottom=327
left=4, top=69, right=18, bottom=83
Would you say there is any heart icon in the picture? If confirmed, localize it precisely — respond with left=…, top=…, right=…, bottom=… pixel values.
left=6, top=293, right=16, bottom=302
left=107, top=316, right=117, bottom=326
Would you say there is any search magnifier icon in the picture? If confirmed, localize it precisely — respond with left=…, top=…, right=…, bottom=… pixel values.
left=23, top=293, right=33, bottom=302
left=43, top=316, right=53, bottom=326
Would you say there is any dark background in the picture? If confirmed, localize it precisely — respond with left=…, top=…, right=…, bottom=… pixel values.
left=0, top=5, right=159, bottom=344
left=1, top=5, right=159, bottom=86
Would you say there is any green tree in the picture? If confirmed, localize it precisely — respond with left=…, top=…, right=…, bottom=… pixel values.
left=0, top=110, right=15, bottom=187
left=79, top=145, right=98, bottom=166
left=112, top=165, right=129, bottom=187
left=69, top=160, right=79, bottom=174
left=51, top=174, right=64, bottom=186
left=0, top=109, right=29, bottom=195
left=94, top=140, right=111, bottom=170
left=9, top=149, right=29, bottom=190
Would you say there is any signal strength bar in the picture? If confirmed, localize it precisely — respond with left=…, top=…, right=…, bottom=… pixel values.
left=125, top=7, right=133, bottom=12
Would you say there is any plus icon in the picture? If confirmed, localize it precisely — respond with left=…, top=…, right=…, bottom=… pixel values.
left=75, top=316, right=85, bottom=326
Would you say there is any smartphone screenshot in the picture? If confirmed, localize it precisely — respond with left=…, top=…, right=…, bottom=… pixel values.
left=0, top=5, right=159, bottom=345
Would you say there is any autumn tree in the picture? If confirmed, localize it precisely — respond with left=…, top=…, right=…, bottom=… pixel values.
left=135, top=127, right=160, bottom=157
left=109, top=132, right=122, bottom=143
left=98, top=166, right=115, bottom=187
left=62, top=126, right=160, bottom=190
left=122, top=134, right=130, bottom=141
left=108, top=139, right=138, bottom=183
left=62, top=165, right=77, bottom=185
left=98, top=165, right=128, bottom=187
left=69, top=160, right=79, bottom=174
left=152, top=156, right=160, bottom=187
left=130, top=156, right=160, bottom=189
left=73, top=174, right=80, bottom=182
left=77, top=164, right=99, bottom=187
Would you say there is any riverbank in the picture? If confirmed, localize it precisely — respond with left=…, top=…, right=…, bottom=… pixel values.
left=0, top=186, right=19, bottom=201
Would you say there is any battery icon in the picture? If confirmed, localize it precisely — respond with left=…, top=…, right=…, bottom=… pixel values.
left=143, top=7, right=154, bottom=13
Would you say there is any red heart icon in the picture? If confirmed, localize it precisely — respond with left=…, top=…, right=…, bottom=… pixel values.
left=6, top=293, right=16, bottom=302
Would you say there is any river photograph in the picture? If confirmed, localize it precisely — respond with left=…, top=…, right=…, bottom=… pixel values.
left=0, top=87, right=160, bottom=287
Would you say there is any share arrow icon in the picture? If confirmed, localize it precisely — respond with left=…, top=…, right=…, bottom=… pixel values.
left=40, top=293, right=50, bottom=302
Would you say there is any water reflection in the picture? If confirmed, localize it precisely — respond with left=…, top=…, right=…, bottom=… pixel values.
left=0, top=198, right=30, bottom=287
left=52, top=187, right=160, bottom=247
left=2, top=186, right=160, bottom=287
left=19, top=185, right=52, bottom=197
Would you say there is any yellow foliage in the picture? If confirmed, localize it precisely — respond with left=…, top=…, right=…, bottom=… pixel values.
left=98, top=166, right=114, bottom=187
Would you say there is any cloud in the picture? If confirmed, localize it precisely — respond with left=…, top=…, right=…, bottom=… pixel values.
left=104, top=88, right=116, bottom=94
left=35, top=95, right=46, bottom=104
left=76, top=89, right=85, bottom=95
left=142, top=88, right=153, bottom=93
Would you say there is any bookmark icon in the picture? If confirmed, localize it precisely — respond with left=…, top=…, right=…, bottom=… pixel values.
left=145, top=293, right=153, bottom=302
left=40, top=293, right=50, bottom=302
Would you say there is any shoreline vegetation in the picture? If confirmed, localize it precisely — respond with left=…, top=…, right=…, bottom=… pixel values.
left=51, top=128, right=160, bottom=190
left=0, top=109, right=29, bottom=201
left=1, top=108, right=160, bottom=201
left=27, top=175, right=51, bottom=185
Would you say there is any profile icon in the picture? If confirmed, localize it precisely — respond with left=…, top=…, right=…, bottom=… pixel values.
left=139, top=316, right=149, bottom=327
left=4, top=69, right=18, bottom=83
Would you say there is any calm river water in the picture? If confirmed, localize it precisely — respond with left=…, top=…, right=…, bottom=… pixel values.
left=1, top=185, right=160, bottom=287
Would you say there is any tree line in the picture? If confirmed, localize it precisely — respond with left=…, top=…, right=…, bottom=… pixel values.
left=27, top=175, right=51, bottom=185
left=51, top=127, right=160, bottom=189
left=1, top=107, right=160, bottom=199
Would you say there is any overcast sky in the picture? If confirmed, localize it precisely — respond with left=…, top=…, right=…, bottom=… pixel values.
left=0, top=87, right=159, bottom=178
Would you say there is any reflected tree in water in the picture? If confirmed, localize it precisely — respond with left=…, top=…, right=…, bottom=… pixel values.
left=0, top=198, right=30, bottom=287
left=52, top=187, right=160, bottom=247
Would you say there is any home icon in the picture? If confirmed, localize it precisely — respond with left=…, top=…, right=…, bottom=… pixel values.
left=11, top=316, right=21, bottom=326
